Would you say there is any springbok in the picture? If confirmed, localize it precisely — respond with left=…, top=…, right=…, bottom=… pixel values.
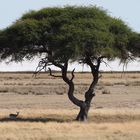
left=9, top=112, right=19, bottom=119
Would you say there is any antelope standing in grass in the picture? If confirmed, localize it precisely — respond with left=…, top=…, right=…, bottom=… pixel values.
left=9, top=112, right=19, bottom=119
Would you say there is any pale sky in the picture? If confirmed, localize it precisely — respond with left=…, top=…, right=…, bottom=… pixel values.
left=0, top=0, right=140, bottom=71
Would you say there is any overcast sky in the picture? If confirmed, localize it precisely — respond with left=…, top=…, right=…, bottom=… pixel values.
left=0, top=0, right=139, bottom=71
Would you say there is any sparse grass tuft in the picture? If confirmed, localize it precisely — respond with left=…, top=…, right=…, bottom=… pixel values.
left=102, top=89, right=111, bottom=94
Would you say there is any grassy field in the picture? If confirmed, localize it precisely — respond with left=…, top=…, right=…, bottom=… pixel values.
left=0, top=72, right=139, bottom=140
left=0, top=109, right=140, bottom=140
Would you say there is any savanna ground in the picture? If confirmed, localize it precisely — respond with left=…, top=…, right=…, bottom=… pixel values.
left=0, top=72, right=139, bottom=140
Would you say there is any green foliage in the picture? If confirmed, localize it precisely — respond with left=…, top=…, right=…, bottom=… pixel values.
left=0, top=20, right=38, bottom=61
left=128, top=33, right=140, bottom=57
left=0, top=6, right=139, bottom=63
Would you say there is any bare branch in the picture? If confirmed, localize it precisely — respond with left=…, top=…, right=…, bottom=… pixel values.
left=102, top=60, right=112, bottom=70
left=52, top=61, right=64, bottom=69
left=98, top=73, right=102, bottom=79
left=84, top=55, right=96, bottom=73
left=96, top=56, right=105, bottom=71
left=70, top=68, right=75, bottom=81
left=48, top=67, right=62, bottom=78
left=33, top=57, right=49, bottom=77
left=33, top=54, right=64, bottom=79
left=84, top=56, right=105, bottom=99
left=33, top=61, right=47, bottom=77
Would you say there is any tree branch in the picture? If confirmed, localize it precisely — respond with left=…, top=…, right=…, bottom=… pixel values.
left=61, top=62, right=83, bottom=107
left=48, top=67, right=62, bottom=78
left=98, top=72, right=102, bottom=79
left=96, top=56, right=105, bottom=71
left=33, top=58, right=48, bottom=77
left=70, top=68, right=75, bottom=81
left=102, top=60, right=112, bottom=69
left=33, top=52, right=64, bottom=78
left=84, top=56, right=104, bottom=103
left=51, top=60, right=64, bottom=69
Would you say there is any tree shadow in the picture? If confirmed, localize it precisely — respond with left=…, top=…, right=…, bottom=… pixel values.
left=0, top=117, right=74, bottom=123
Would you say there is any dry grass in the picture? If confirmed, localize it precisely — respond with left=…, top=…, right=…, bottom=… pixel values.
left=0, top=121, right=140, bottom=140
left=0, top=72, right=139, bottom=95
left=0, top=109, right=140, bottom=140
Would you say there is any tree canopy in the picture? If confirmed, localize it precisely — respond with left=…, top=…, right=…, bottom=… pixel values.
left=0, top=6, right=139, bottom=63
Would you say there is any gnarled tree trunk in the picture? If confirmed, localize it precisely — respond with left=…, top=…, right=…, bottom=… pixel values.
left=60, top=57, right=102, bottom=121
left=46, top=56, right=103, bottom=121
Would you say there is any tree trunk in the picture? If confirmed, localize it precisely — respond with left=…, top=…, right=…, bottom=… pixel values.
left=57, top=58, right=101, bottom=122
left=37, top=53, right=103, bottom=122
left=76, top=92, right=95, bottom=121
left=76, top=103, right=89, bottom=121
left=76, top=56, right=103, bottom=121
left=61, top=63, right=97, bottom=121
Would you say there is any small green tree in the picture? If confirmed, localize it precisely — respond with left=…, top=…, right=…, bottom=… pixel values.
left=0, top=6, right=139, bottom=121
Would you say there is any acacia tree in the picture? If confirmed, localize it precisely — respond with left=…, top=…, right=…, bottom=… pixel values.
left=0, top=6, right=139, bottom=121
